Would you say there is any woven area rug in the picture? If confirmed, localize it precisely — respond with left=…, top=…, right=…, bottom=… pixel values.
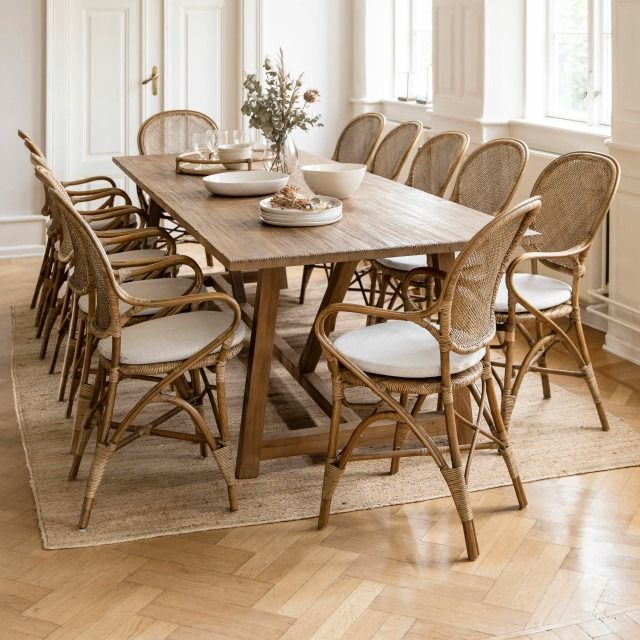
left=11, top=280, right=640, bottom=549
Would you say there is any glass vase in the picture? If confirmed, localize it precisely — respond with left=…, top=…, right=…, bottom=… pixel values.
left=268, top=134, right=298, bottom=174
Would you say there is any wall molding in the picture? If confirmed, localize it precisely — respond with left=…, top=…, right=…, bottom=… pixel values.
left=0, top=215, right=45, bottom=260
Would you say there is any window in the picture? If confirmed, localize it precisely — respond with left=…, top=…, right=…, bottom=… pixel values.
left=547, top=0, right=612, bottom=125
left=394, top=0, right=433, bottom=105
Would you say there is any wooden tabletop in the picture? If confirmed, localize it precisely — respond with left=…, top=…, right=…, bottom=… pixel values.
left=114, top=152, right=499, bottom=271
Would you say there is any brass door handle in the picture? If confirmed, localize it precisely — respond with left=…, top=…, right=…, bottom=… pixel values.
left=142, top=66, right=159, bottom=96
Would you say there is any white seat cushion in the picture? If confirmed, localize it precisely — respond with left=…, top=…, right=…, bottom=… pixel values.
left=98, top=310, right=246, bottom=365
left=78, top=277, right=200, bottom=317
left=376, top=254, right=427, bottom=272
left=107, top=248, right=165, bottom=263
left=333, top=321, right=484, bottom=379
left=495, top=273, right=572, bottom=313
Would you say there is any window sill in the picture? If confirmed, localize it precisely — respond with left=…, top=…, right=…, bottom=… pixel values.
left=380, top=99, right=433, bottom=127
left=510, top=117, right=611, bottom=155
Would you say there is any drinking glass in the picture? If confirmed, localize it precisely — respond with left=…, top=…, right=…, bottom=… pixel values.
left=206, top=129, right=219, bottom=160
left=192, top=133, right=210, bottom=160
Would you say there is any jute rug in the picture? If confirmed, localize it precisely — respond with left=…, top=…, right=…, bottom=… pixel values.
left=11, top=279, right=640, bottom=549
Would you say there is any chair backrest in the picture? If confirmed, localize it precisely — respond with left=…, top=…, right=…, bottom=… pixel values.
left=331, top=113, right=385, bottom=165
left=369, top=121, right=423, bottom=181
left=45, top=174, right=123, bottom=339
left=437, top=197, right=541, bottom=354
left=18, top=130, right=46, bottom=158
left=137, top=110, right=218, bottom=155
left=406, top=131, right=470, bottom=197
left=34, top=165, right=91, bottom=296
left=451, top=138, right=528, bottom=215
left=528, top=151, right=620, bottom=274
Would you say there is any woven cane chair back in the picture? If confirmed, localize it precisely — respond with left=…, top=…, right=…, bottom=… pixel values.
left=35, top=166, right=92, bottom=296
left=48, top=184, right=123, bottom=339
left=451, top=138, right=528, bottom=215
left=529, top=152, right=620, bottom=274
left=370, top=121, right=423, bottom=181
left=137, top=110, right=218, bottom=155
left=437, top=197, right=540, bottom=353
left=32, top=158, right=74, bottom=261
left=407, top=131, right=470, bottom=197
left=332, top=113, right=385, bottom=165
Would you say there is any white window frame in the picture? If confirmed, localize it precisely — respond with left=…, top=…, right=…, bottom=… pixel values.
left=545, top=0, right=611, bottom=126
left=393, top=0, right=433, bottom=106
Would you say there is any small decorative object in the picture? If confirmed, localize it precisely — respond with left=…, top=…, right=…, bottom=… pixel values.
left=242, top=49, right=322, bottom=174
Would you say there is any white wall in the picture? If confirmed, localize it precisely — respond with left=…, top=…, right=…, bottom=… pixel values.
left=262, top=0, right=353, bottom=158
left=0, top=0, right=47, bottom=257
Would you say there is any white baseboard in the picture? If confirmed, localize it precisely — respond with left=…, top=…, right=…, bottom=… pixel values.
left=0, top=245, right=45, bottom=259
left=581, top=304, right=609, bottom=333
left=604, top=333, right=640, bottom=366
left=0, top=215, right=45, bottom=259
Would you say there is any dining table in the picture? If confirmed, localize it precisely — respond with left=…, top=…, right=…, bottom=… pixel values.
left=114, top=151, right=506, bottom=479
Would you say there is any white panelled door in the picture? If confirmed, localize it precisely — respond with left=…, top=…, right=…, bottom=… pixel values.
left=48, top=0, right=242, bottom=189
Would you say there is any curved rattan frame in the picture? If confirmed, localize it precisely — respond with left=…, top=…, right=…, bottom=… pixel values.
left=370, top=120, right=423, bottom=181
left=44, top=177, right=242, bottom=531
left=314, top=197, right=540, bottom=560
left=493, top=152, right=620, bottom=434
left=331, top=112, right=386, bottom=166
left=451, top=138, right=529, bottom=215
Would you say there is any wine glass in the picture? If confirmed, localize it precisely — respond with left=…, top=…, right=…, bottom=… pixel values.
left=206, top=129, right=219, bottom=160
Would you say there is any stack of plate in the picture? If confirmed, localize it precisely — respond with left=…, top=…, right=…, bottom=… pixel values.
left=259, top=196, right=343, bottom=227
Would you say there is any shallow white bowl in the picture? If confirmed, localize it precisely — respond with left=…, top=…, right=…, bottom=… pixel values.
left=218, top=143, right=253, bottom=169
left=301, top=162, right=367, bottom=199
left=203, top=171, right=289, bottom=197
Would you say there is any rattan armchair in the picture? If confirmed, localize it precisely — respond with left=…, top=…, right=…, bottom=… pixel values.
left=314, top=197, right=540, bottom=560
left=332, top=112, right=386, bottom=165
left=298, top=113, right=386, bottom=305
left=18, top=130, right=125, bottom=318
left=137, top=110, right=218, bottom=262
left=493, top=152, right=620, bottom=432
left=375, top=137, right=529, bottom=312
left=48, top=184, right=244, bottom=531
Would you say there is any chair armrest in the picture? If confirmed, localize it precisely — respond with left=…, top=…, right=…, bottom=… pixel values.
left=81, top=205, right=149, bottom=227
left=62, top=175, right=117, bottom=189
left=115, top=255, right=203, bottom=291
left=69, top=187, right=132, bottom=207
left=97, top=226, right=176, bottom=254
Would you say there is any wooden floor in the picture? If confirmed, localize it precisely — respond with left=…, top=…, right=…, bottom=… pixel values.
left=1, top=257, right=639, bottom=640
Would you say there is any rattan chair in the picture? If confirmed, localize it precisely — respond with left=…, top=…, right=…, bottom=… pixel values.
left=47, top=183, right=244, bottom=531
left=18, top=130, right=124, bottom=319
left=137, top=110, right=218, bottom=260
left=30, top=154, right=166, bottom=367
left=298, top=113, right=386, bottom=305
left=375, top=137, right=529, bottom=311
left=332, top=112, right=386, bottom=165
left=493, top=152, right=620, bottom=432
left=35, top=165, right=201, bottom=430
left=314, top=196, right=540, bottom=560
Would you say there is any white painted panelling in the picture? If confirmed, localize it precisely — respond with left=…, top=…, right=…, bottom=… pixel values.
left=165, top=0, right=240, bottom=128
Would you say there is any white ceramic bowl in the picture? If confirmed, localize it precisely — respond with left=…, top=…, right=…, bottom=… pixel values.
left=218, top=143, right=253, bottom=169
left=203, top=170, right=289, bottom=197
left=301, top=162, right=367, bottom=199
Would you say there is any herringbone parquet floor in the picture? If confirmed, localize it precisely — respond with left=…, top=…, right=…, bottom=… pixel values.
left=1, top=257, right=639, bottom=640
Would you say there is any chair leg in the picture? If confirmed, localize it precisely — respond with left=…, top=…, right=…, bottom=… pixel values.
left=390, top=392, right=409, bottom=475
left=58, top=296, right=79, bottom=401
left=573, top=311, right=609, bottom=431
left=441, top=387, right=478, bottom=560
left=299, top=264, right=315, bottom=304
left=484, top=358, right=527, bottom=509
left=31, top=236, right=53, bottom=310
left=318, top=367, right=345, bottom=529
left=66, top=317, right=88, bottom=418
left=49, top=288, right=71, bottom=374
left=213, top=361, right=238, bottom=510
left=78, top=366, right=119, bottom=529
left=535, top=320, right=552, bottom=399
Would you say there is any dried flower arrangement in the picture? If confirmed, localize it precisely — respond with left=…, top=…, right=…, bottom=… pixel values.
left=241, top=49, right=322, bottom=173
